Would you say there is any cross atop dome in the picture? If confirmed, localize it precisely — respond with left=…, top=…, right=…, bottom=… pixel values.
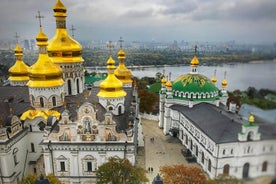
left=107, top=41, right=114, bottom=55
left=14, top=32, right=19, bottom=44
left=119, top=37, right=124, bottom=49
left=35, top=11, right=44, bottom=28
left=194, top=45, right=198, bottom=55
left=70, top=25, right=76, bottom=38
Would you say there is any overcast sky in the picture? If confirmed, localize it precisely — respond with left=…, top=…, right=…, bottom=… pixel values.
left=1, top=0, right=276, bottom=44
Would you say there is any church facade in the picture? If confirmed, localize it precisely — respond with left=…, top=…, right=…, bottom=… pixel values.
left=158, top=50, right=276, bottom=179
left=0, top=0, right=140, bottom=183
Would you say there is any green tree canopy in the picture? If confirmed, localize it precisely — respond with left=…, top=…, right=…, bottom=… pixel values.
left=96, top=157, right=148, bottom=184
left=138, top=88, right=158, bottom=113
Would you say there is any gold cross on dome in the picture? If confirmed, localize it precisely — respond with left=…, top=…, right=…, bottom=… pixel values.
left=70, top=25, right=76, bottom=38
left=107, top=41, right=114, bottom=55
left=14, top=32, right=19, bottom=44
left=35, top=11, right=44, bottom=27
left=194, top=45, right=198, bottom=55
left=118, top=37, right=124, bottom=49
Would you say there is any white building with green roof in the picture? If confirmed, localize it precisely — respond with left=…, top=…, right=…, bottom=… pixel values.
left=158, top=49, right=276, bottom=180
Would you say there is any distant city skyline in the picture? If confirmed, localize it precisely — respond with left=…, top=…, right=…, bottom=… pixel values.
left=1, top=0, right=276, bottom=44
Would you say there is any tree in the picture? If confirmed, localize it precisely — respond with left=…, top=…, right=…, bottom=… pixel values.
left=160, top=164, right=207, bottom=184
left=46, top=173, right=62, bottom=184
left=96, top=157, right=148, bottom=184
left=138, top=88, right=158, bottom=113
left=20, top=173, right=61, bottom=184
left=20, top=174, right=38, bottom=184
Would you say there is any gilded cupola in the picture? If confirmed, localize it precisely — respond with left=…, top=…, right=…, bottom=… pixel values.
left=222, top=71, right=228, bottom=88
left=97, top=55, right=126, bottom=98
left=47, top=0, right=83, bottom=64
left=114, top=38, right=133, bottom=86
left=27, top=27, right=64, bottom=88
left=8, top=41, right=29, bottom=85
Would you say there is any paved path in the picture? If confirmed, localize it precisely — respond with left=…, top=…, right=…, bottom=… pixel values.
left=137, top=118, right=196, bottom=183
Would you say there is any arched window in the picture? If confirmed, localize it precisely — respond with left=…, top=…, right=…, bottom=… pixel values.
left=76, top=78, right=80, bottom=94
left=118, top=106, right=122, bottom=115
left=223, top=164, right=230, bottom=175
left=40, top=97, right=44, bottom=107
left=185, top=134, right=188, bottom=145
left=201, top=152, right=204, bottom=164
left=223, top=149, right=226, bottom=155
left=208, top=159, right=212, bottom=172
left=262, top=161, right=268, bottom=172
left=31, top=95, right=35, bottom=106
left=67, top=80, right=72, bottom=95
left=31, top=143, right=35, bottom=152
left=247, top=131, right=253, bottom=141
left=195, top=145, right=198, bottom=156
left=243, top=163, right=250, bottom=178
left=52, top=96, right=56, bottom=107
left=190, top=139, right=193, bottom=151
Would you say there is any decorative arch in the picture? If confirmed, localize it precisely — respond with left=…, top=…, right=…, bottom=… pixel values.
left=247, top=131, right=254, bottom=141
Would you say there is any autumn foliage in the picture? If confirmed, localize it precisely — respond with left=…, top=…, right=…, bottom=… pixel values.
left=160, top=164, right=207, bottom=184
left=96, top=157, right=148, bottom=184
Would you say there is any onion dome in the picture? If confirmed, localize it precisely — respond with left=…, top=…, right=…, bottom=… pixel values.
left=211, top=69, right=217, bottom=84
left=190, top=55, right=199, bottom=66
left=114, top=48, right=133, bottom=85
left=248, top=113, right=255, bottom=124
left=27, top=27, right=64, bottom=88
left=222, top=71, right=228, bottom=88
left=161, top=76, right=167, bottom=85
left=97, top=56, right=126, bottom=98
left=47, top=0, right=83, bottom=64
left=8, top=44, right=29, bottom=82
left=173, top=74, right=219, bottom=100
left=166, top=81, right=172, bottom=88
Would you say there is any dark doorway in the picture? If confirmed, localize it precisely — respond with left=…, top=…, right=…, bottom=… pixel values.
left=243, top=163, right=250, bottom=178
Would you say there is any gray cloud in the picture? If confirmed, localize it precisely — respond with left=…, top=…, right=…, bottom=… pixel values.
left=0, top=0, right=275, bottom=43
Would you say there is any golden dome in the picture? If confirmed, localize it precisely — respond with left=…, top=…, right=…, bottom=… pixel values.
left=248, top=113, right=255, bottom=123
left=53, top=0, right=66, bottom=17
left=190, top=55, right=199, bottom=66
left=212, top=76, right=217, bottom=84
left=27, top=28, right=64, bottom=88
left=48, top=0, right=83, bottom=64
left=166, top=81, right=172, bottom=88
left=8, top=44, right=29, bottom=81
left=222, top=79, right=227, bottom=87
left=97, top=56, right=126, bottom=98
left=114, top=48, right=133, bottom=84
left=161, top=76, right=167, bottom=84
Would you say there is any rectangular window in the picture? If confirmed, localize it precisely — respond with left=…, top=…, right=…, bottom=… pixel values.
left=87, top=162, right=92, bottom=172
left=31, top=143, right=35, bottom=152
left=60, top=161, right=65, bottom=171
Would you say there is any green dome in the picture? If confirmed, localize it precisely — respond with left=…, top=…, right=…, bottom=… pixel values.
left=172, top=73, right=219, bottom=101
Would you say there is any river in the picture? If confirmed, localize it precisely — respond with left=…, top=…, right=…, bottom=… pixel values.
left=87, top=60, right=276, bottom=91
